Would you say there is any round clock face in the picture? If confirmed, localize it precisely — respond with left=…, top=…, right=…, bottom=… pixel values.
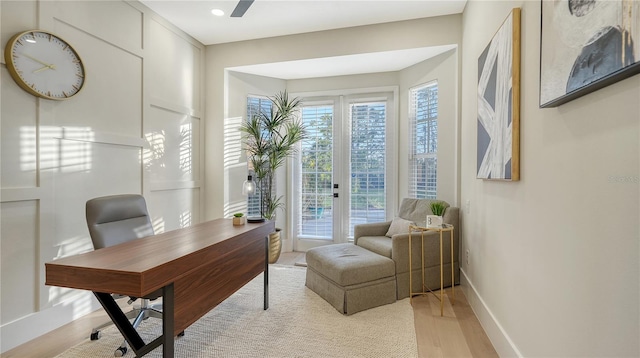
left=4, top=30, right=85, bottom=100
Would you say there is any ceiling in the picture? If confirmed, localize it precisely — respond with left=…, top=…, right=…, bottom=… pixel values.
left=140, top=0, right=466, bottom=79
left=226, top=44, right=457, bottom=80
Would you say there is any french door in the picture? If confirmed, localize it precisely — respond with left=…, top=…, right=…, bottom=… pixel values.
left=293, top=92, right=395, bottom=251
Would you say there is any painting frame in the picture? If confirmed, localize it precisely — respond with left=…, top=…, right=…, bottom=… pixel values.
left=540, top=0, right=640, bottom=108
left=477, top=8, right=521, bottom=181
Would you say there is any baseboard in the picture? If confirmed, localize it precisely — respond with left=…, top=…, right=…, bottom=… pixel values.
left=460, top=268, right=523, bottom=357
left=0, top=291, right=101, bottom=353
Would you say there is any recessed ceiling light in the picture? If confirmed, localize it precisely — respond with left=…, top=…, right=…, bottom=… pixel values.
left=211, top=9, right=224, bottom=17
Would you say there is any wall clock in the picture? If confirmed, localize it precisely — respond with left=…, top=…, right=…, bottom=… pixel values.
left=4, top=30, right=85, bottom=100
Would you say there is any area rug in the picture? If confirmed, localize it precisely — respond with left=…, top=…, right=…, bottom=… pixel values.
left=56, top=265, right=417, bottom=357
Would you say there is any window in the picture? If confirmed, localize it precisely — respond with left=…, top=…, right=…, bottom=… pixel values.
left=300, top=104, right=334, bottom=237
left=246, top=96, right=272, bottom=217
left=293, top=92, right=393, bottom=249
left=409, top=82, right=438, bottom=199
left=350, top=101, right=386, bottom=236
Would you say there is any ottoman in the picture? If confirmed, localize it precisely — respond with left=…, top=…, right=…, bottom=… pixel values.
left=305, top=243, right=397, bottom=315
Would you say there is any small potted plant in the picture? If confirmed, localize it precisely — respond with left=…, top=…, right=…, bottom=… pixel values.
left=427, top=201, right=446, bottom=228
left=232, top=212, right=245, bottom=226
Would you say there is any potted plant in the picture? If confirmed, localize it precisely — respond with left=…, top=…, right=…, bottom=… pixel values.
left=232, top=212, right=245, bottom=226
left=427, top=201, right=447, bottom=228
left=239, top=90, right=306, bottom=263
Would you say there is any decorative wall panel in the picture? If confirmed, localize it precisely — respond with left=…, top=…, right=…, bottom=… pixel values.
left=148, top=18, right=201, bottom=110
left=52, top=20, right=142, bottom=136
left=1, top=201, right=38, bottom=323
left=53, top=0, right=143, bottom=52
left=52, top=141, right=141, bottom=248
left=1, top=71, right=38, bottom=188
left=0, top=0, right=204, bottom=351
left=147, top=188, right=201, bottom=234
left=145, top=106, right=201, bottom=184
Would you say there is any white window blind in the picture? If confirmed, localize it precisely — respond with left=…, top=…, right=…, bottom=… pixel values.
left=409, top=82, right=438, bottom=199
left=246, top=96, right=272, bottom=217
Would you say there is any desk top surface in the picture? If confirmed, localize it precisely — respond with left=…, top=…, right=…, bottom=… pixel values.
left=45, top=219, right=274, bottom=296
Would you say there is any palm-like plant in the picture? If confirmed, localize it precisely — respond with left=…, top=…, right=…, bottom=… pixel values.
left=240, top=91, right=306, bottom=221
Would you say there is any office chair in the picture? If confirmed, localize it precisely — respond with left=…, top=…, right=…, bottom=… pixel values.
left=86, top=194, right=163, bottom=357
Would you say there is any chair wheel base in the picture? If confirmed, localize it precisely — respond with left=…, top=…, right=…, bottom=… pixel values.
left=90, top=331, right=100, bottom=340
left=114, top=346, right=127, bottom=357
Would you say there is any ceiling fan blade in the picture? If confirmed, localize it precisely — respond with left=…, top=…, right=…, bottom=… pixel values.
left=230, top=0, right=254, bottom=17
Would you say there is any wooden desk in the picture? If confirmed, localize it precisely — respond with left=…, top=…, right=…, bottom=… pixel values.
left=45, top=219, right=275, bottom=357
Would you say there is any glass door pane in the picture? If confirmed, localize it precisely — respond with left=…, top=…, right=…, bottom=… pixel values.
left=348, top=101, right=387, bottom=237
left=299, top=105, right=333, bottom=239
left=293, top=92, right=393, bottom=250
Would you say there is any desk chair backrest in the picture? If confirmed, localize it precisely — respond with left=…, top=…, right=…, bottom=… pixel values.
left=86, top=194, right=154, bottom=250
left=85, top=194, right=162, bottom=356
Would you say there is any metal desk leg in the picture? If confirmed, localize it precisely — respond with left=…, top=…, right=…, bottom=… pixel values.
left=94, top=283, right=174, bottom=358
left=134, top=283, right=174, bottom=357
left=94, top=292, right=146, bottom=352
left=162, top=283, right=175, bottom=358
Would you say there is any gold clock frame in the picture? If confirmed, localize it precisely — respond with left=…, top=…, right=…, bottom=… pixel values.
left=4, top=30, right=85, bottom=100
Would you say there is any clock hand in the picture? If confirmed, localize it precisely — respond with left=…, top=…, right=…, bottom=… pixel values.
left=21, top=53, right=54, bottom=67
left=33, top=64, right=56, bottom=73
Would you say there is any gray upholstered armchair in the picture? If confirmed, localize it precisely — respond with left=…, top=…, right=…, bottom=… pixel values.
left=354, top=198, right=460, bottom=299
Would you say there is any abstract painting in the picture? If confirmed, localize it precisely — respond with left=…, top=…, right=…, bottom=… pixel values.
left=540, top=0, right=640, bottom=108
left=477, top=8, right=521, bottom=181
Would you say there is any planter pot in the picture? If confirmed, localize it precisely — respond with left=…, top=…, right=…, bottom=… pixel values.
left=268, top=229, right=282, bottom=264
left=307, top=207, right=324, bottom=219
left=426, top=215, right=443, bottom=228
left=232, top=216, right=245, bottom=226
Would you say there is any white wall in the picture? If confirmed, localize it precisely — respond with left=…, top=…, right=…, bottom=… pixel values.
left=205, top=14, right=463, bottom=222
left=460, top=1, right=639, bottom=357
left=399, top=49, right=459, bottom=206
left=0, top=0, right=204, bottom=351
left=224, top=71, right=285, bottom=220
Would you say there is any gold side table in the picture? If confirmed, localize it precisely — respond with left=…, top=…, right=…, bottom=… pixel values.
left=408, top=223, right=454, bottom=316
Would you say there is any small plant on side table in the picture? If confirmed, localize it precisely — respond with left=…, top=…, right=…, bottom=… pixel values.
left=428, top=201, right=447, bottom=228
left=430, top=201, right=446, bottom=216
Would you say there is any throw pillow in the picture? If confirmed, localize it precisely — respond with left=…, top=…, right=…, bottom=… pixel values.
left=385, top=217, right=414, bottom=237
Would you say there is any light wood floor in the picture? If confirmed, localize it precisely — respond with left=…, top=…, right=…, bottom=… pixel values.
left=4, top=252, right=497, bottom=358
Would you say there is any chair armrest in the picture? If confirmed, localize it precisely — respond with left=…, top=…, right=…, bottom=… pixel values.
left=390, top=233, right=411, bottom=273
left=353, top=221, right=392, bottom=245
left=443, top=206, right=459, bottom=228
left=390, top=231, right=410, bottom=253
